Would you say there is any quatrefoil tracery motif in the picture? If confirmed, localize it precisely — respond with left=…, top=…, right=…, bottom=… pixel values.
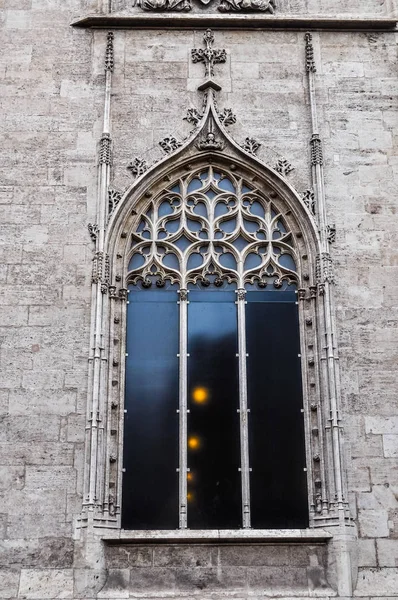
left=127, top=167, right=298, bottom=290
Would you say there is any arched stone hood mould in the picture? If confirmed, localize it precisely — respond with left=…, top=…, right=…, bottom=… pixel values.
left=106, top=90, right=320, bottom=255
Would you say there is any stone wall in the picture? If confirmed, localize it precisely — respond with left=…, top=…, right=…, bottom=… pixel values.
left=0, top=0, right=397, bottom=598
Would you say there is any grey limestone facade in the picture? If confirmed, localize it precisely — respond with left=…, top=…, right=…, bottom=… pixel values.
left=1, top=0, right=398, bottom=599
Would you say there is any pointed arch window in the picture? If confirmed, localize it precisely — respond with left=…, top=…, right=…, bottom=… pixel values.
left=122, top=166, right=308, bottom=530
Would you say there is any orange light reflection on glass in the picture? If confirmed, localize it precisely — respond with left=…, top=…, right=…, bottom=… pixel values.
left=187, top=492, right=194, bottom=502
left=187, top=472, right=194, bottom=482
left=192, top=386, right=209, bottom=404
left=188, top=436, right=200, bottom=450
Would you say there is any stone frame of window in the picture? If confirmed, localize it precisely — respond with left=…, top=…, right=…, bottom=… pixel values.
left=75, top=30, right=357, bottom=598
left=80, top=141, right=349, bottom=524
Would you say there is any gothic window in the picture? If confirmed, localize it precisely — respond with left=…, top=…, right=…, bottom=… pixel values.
left=121, top=165, right=309, bottom=530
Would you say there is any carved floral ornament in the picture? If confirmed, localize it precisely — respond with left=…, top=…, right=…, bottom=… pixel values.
left=133, top=0, right=275, bottom=12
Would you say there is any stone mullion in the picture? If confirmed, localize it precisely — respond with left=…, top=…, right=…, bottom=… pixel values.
left=102, top=288, right=116, bottom=519
left=115, top=288, right=128, bottom=522
left=236, top=289, right=251, bottom=529
left=297, top=290, right=315, bottom=523
left=178, top=289, right=189, bottom=529
left=308, top=289, right=329, bottom=520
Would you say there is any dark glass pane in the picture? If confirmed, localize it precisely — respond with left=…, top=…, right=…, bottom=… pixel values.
left=246, top=291, right=308, bottom=528
left=187, top=291, right=241, bottom=529
left=122, top=288, right=179, bottom=529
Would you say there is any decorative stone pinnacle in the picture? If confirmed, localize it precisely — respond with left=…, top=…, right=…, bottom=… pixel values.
left=105, top=31, right=114, bottom=73
left=305, top=32, right=316, bottom=74
left=191, top=29, right=227, bottom=80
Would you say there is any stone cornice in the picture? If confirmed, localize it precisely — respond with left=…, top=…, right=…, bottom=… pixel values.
left=71, top=13, right=397, bottom=30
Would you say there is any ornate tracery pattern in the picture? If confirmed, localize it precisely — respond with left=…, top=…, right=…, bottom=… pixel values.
left=127, top=167, right=298, bottom=290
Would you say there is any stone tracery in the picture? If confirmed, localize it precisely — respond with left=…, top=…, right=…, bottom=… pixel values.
left=127, top=166, right=298, bottom=290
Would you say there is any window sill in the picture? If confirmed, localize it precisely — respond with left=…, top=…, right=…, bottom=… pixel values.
left=71, top=14, right=397, bottom=31
left=103, top=528, right=333, bottom=544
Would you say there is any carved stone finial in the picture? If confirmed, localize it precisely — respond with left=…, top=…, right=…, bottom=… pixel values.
left=99, top=133, right=112, bottom=166
left=310, top=134, right=323, bottom=166
left=275, top=157, right=294, bottom=177
left=191, top=29, right=227, bottom=79
left=242, top=137, right=261, bottom=155
left=305, top=32, right=316, bottom=73
left=159, top=135, right=182, bottom=154
left=127, top=157, right=148, bottom=178
left=105, top=31, right=114, bottom=72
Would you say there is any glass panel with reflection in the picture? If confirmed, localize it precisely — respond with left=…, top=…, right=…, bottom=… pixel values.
left=122, top=286, right=179, bottom=529
left=187, top=289, right=241, bottom=529
left=246, top=290, right=308, bottom=528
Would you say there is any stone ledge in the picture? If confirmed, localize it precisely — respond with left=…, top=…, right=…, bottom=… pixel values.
left=103, top=528, right=333, bottom=544
left=71, top=13, right=398, bottom=30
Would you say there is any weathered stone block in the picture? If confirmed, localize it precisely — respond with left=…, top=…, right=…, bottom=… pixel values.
left=383, top=435, right=398, bottom=458
left=377, top=539, right=398, bottom=567
left=104, top=545, right=153, bottom=569
left=359, top=509, right=389, bottom=538
left=18, top=568, right=73, bottom=599
left=355, top=567, right=398, bottom=596
left=0, top=538, right=74, bottom=569
left=366, top=417, right=398, bottom=436
left=153, top=545, right=214, bottom=568
left=0, top=569, right=20, bottom=599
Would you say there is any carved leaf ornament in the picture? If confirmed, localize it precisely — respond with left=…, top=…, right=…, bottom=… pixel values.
left=134, top=0, right=275, bottom=11
left=127, top=167, right=298, bottom=290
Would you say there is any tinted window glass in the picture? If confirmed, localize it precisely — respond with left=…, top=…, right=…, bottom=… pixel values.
left=246, top=291, right=308, bottom=528
left=187, top=291, right=241, bottom=528
left=122, top=288, right=179, bottom=529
